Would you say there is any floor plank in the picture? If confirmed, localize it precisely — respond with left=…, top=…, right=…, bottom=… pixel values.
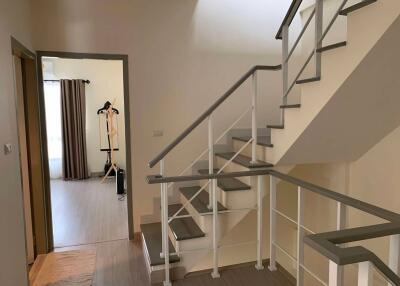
left=53, top=238, right=294, bottom=286
left=51, top=177, right=128, bottom=248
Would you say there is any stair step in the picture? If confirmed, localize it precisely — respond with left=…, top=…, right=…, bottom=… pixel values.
left=179, top=186, right=227, bottom=214
left=280, top=104, right=301, bottom=109
left=141, top=222, right=180, bottom=266
left=296, top=76, right=321, bottom=84
left=215, top=152, right=273, bottom=168
left=339, top=0, right=377, bottom=16
left=198, top=169, right=251, bottom=191
left=232, top=135, right=273, bottom=147
left=168, top=204, right=205, bottom=241
left=317, top=41, right=347, bottom=53
left=267, top=124, right=285, bottom=130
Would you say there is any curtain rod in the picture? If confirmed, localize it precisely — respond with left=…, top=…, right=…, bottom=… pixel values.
left=43, top=79, right=90, bottom=84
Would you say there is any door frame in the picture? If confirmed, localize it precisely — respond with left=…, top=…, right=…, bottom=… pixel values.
left=11, top=37, right=51, bottom=257
left=36, top=51, right=134, bottom=250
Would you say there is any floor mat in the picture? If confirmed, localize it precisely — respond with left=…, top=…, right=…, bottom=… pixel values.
left=30, top=250, right=96, bottom=286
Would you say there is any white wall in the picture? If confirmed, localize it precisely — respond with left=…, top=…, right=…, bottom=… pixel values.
left=0, top=0, right=33, bottom=285
left=31, top=0, right=297, bottom=230
left=42, top=58, right=126, bottom=174
left=272, top=124, right=400, bottom=285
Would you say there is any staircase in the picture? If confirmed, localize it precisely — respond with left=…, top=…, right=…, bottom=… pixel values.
left=143, top=0, right=400, bottom=285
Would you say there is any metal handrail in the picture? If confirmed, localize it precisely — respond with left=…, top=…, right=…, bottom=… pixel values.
left=282, top=0, right=349, bottom=101
left=276, top=0, right=304, bottom=39
left=149, top=168, right=400, bottom=284
left=148, top=65, right=281, bottom=168
left=166, top=106, right=251, bottom=191
left=149, top=169, right=400, bottom=223
left=285, top=8, right=316, bottom=63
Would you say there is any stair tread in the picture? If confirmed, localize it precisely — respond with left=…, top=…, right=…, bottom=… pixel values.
left=198, top=169, right=251, bottom=191
left=317, top=41, right=347, bottom=53
left=141, top=222, right=180, bottom=266
left=267, top=124, right=285, bottom=129
left=179, top=186, right=227, bottom=214
left=232, top=135, right=273, bottom=147
left=215, top=152, right=273, bottom=168
left=339, top=0, right=377, bottom=16
left=168, top=204, right=205, bottom=241
left=296, top=76, right=321, bottom=84
left=168, top=203, right=189, bottom=216
left=280, top=104, right=301, bottom=109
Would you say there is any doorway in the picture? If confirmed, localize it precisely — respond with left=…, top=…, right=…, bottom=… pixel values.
left=37, top=52, right=133, bottom=250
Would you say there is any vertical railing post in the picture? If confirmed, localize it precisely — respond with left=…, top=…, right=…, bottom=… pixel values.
left=281, top=24, right=289, bottom=126
left=297, top=187, right=305, bottom=286
left=256, top=175, right=264, bottom=270
left=251, top=71, right=258, bottom=164
left=388, top=234, right=400, bottom=286
left=207, top=113, right=219, bottom=279
left=357, top=261, right=372, bottom=286
left=282, top=24, right=289, bottom=104
left=208, top=115, right=214, bottom=209
left=160, top=160, right=171, bottom=286
left=160, top=160, right=165, bottom=258
left=329, top=202, right=346, bottom=286
left=163, top=182, right=171, bottom=286
left=211, top=175, right=220, bottom=278
left=315, top=0, right=323, bottom=78
left=269, top=175, right=277, bottom=271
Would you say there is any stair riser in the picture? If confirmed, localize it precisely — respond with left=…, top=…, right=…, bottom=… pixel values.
left=179, top=193, right=227, bottom=235
left=198, top=179, right=225, bottom=205
left=197, top=179, right=254, bottom=209
left=232, top=139, right=270, bottom=162
left=215, top=157, right=251, bottom=185
left=168, top=227, right=210, bottom=252
left=166, top=227, right=211, bottom=273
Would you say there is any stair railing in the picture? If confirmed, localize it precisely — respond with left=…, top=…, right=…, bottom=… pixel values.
left=268, top=170, right=400, bottom=286
left=149, top=65, right=281, bottom=285
left=148, top=170, right=400, bottom=286
left=147, top=1, right=385, bottom=285
left=278, top=0, right=348, bottom=125
left=150, top=65, right=280, bottom=285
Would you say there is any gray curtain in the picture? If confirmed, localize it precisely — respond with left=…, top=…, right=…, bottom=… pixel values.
left=61, top=79, right=89, bottom=180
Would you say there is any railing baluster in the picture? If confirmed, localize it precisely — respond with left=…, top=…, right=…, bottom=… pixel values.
left=163, top=182, right=171, bottom=286
left=251, top=71, right=258, bottom=164
left=389, top=234, right=400, bottom=286
left=208, top=115, right=214, bottom=210
left=211, top=176, right=220, bottom=278
left=315, top=0, right=323, bottom=78
left=297, top=187, right=305, bottom=286
left=281, top=24, right=289, bottom=125
left=256, top=175, right=264, bottom=270
left=329, top=202, right=346, bottom=286
left=269, top=175, right=277, bottom=271
left=357, top=261, right=372, bottom=286
left=160, top=160, right=165, bottom=259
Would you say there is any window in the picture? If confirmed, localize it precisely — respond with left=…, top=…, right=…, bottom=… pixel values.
left=44, top=81, right=62, bottom=179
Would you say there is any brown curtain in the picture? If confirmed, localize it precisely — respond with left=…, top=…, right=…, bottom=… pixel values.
left=61, top=79, right=89, bottom=180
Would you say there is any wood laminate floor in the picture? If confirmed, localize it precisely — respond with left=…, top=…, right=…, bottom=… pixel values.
left=54, top=237, right=294, bottom=286
left=51, top=177, right=128, bottom=248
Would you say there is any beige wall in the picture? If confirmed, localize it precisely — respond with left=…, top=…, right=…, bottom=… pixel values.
left=31, top=0, right=297, bottom=230
left=42, top=58, right=126, bottom=174
left=0, top=0, right=33, bottom=285
left=273, top=125, right=400, bottom=285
